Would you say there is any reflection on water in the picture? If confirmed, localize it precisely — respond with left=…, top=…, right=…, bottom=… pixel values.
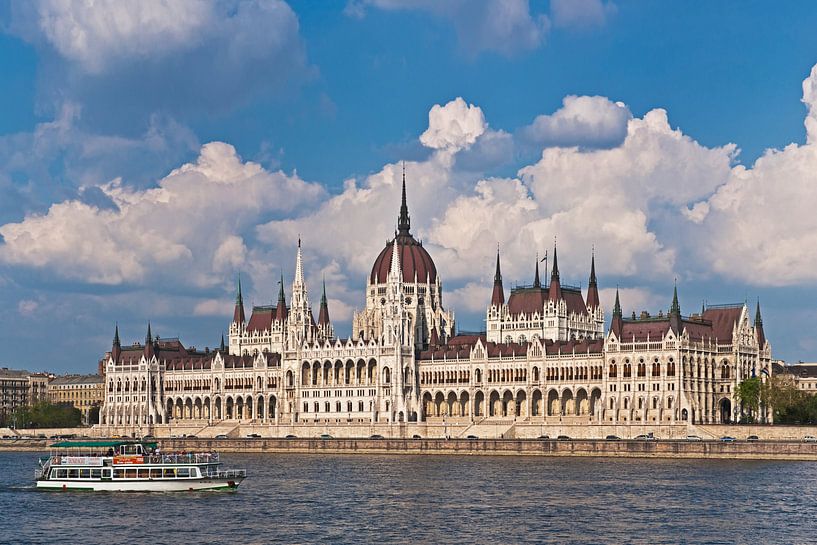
left=1, top=452, right=815, bottom=544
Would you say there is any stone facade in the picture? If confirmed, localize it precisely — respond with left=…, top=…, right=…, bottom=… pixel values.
left=48, top=374, right=104, bottom=424
left=100, top=175, right=773, bottom=434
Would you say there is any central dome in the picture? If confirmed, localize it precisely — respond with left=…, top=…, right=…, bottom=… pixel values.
left=369, top=169, right=438, bottom=285
left=370, top=233, right=437, bottom=284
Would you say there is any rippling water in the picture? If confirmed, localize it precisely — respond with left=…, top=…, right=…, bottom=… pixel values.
left=1, top=451, right=815, bottom=544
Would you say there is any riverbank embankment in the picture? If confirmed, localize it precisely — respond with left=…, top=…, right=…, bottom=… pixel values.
left=5, top=436, right=817, bottom=460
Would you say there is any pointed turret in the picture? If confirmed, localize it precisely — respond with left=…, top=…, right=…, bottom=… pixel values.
left=112, top=323, right=121, bottom=362
left=275, top=273, right=288, bottom=322
left=220, top=333, right=226, bottom=352
left=611, top=288, right=623, bottom=337
left=669, top=282, right=682, bottom=334
left=294, top=238, right=305, bottom=287
left=548, top=243, right=561, bottom=302
left=389, top=237, right=402, bottom=281
left=144, top=322, right=154, bottom=359
left=233, top=275, right=245, bottom=325
left=429, top=326, right=439, bottom=346
left=755, top=300, right=766, bottom=348
left=491, top=248, right=505, bottom=306
left=397, top=162, right=411, bottom=236
left=533, top=256, right=541, bottom=288
left=318, top=279, right=330, bottom=327
left=586, top=250, right=600, bottom=309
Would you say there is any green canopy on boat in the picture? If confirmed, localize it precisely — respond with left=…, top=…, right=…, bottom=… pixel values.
left=49, top=440, right=158, bottom=449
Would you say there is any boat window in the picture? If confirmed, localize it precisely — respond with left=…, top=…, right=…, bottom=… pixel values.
left=91, top=469, right=102, bottom=479
left=163, top=468, right=176, bottom=478
left=68, top=469, right=79, bottom=479
left=102, top=469, right=112, bottom=479
left=191, top=467, right=200, bottom=478
left=114, top=469, right=124, bottom=479
left=177, top=467, right=190, bottom=478
left=50, top=469, right=58, bottom=479
left=150, top=468, right=162, bottom=479
left=138, top=469, right=150, bottom=479
left=57, top=469, right=68, bottom=479
left=125, top=469, right=137, bottom=479
left=79, top=469, right=91, bottom=479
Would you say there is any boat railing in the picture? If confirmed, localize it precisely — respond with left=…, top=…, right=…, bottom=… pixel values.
left=204, top=469, right=246, bottom=479
left=144, top=453, right=220, bottom=465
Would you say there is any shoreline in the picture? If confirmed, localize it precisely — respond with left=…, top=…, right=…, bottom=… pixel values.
left=5, top=437, right=817, bottom=461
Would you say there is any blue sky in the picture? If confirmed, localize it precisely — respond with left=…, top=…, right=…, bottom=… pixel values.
left=1, top=0, right=817, bottom=374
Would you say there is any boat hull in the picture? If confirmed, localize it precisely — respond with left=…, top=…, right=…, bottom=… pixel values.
left=36, top=478, right=243, bottom=492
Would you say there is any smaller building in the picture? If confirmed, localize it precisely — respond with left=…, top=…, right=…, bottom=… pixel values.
left=48, top=374, right=105, bottom=425
left=778, top=362, right=817, bottom=393
left=0, top=368, right=53, bottom=426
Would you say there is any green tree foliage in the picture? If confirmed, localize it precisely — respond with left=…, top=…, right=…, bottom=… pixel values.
left=735, top=377, right=763, bottom=417
left=764, top=375, right=817, bottom=424
left=8, top=402, right=82, bottom=428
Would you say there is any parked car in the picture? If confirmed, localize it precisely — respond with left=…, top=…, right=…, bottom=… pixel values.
left=556, top=435, right=571, bottom=441
left=246, top=433, right=261, bottom=438
left=284, top=434, right=297, bottom=439
left=605, top=435, right=621, bottom=441
left=215, top=434, right=228, bottom=439
left=747, top=435, right=760, bottom=442
left=369, top=434, right=384, bottom=439
left=320, top=433, right=333, bottom=439
left=686, top=435, right=702, bottom=442
left=537, top=435, right=550, bottom=440
left=185, top=434, right=197, bottom=438
left=803, top=435, right=817, bottom=443
left=466, top=435, right=479, bottom=439
left=720, top=436, right=736, bottom=442
left=411, top=434, right=422, bottom=439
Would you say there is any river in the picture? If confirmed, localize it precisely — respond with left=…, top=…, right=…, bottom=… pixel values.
left=1, top=452, right=815, bottom=544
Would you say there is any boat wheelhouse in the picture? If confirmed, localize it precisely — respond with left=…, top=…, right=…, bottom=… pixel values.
left=35, top=440, right=246, bottom=492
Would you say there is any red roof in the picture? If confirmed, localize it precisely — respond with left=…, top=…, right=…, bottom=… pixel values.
left=416, top=336, right=602, bottom=360
left=702, top=307, right=742, bottom=342
left=370, top=233, right=437, bottom=284
left=246, top=306, right=287, bottom=333
left=506, top=286, right=588, bottom=316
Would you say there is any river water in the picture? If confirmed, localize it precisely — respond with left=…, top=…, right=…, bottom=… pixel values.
left=1, top=451, right=815, bottom=544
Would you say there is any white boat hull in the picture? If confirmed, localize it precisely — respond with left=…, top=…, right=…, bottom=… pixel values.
left=36, top=478, right=243, bottom=492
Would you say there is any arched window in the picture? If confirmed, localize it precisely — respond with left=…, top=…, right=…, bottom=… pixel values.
left=383, top=367, right=391, bottom=384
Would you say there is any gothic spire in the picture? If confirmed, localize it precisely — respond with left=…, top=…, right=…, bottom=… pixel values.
left=220, top=333, right=226, bottom=352
left=276, top=272, right=288, bottom=322
left=294, top=237, right=305, bottom=286
left=233, top=274, right=245, bottom=324
left=548, top=242, right=561, bottom=302
left=491, top=247, right=505, bottom=307
left=613, top=288, right=622, bottom=316
left=533, top=254, right=541, bottom=288
left=112, top=323, right=121, bottom=362
left=670, top=282, right=681, bottom=315
left=586, top=249, right=600, bottom=309
left=611, top=287, right=623, bottom=337
left=669, top=281, right=682, bottom=334
left=144, top=322, right=154, bottom=359
left=318, top=278, right=330, bottom=327
left=755, top=300, right=766, bottom=347
left=397, top=162, right=411, bottom=236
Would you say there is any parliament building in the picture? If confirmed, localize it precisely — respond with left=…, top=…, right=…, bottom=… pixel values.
left=100, top=174, right=773, bottom=435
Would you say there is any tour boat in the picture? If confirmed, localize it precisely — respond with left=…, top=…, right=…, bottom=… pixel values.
left=34, top=440, right=246, bottom=492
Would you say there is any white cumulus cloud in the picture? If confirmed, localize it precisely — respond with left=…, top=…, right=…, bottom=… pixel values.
left=420, top=97, right=487, bottom=152
left=521, top=95, right=631, bottom=149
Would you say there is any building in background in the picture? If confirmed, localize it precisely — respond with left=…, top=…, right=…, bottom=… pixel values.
left=0, top=368, right=53, bottom=426
left=48, top=375, right=104, bottom=425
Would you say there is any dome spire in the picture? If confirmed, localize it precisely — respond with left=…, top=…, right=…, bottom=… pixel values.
left=397, top=161, right=411, bottom=235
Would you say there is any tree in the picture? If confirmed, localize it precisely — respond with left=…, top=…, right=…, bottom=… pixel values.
left=10, top=402, right=82, bottom=429
left=735, top=377, right=763, bottom=421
